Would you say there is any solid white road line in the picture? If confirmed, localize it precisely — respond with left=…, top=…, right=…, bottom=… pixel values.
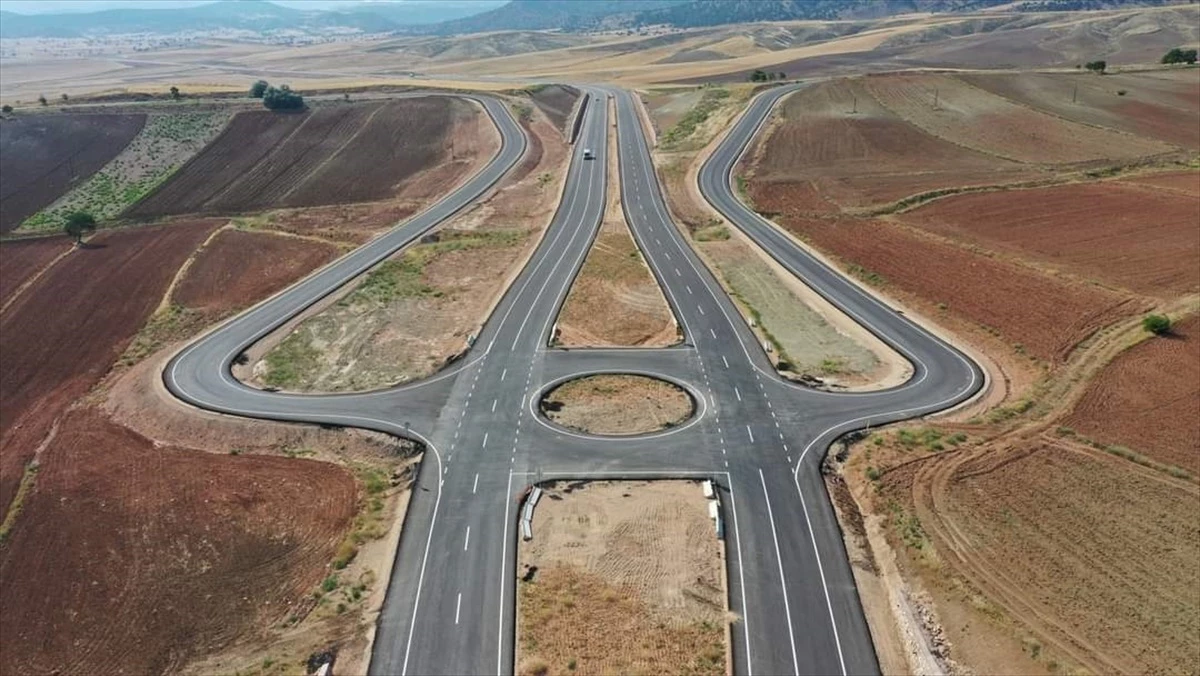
left=464, top=527, right=471, bottom=551
left=726, top=475, right=754, bottom=676
left=455, top=592, right=462, bottom=625
left=497, top=471, right=514, bottom=674
left=759, top=468, right=800, bottom=675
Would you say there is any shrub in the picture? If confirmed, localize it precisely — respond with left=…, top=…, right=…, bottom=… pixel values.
left=1085, top=60, right=1107, bottom=74
left=1, top=104, right=10, bottom=113
left=1142, top=314, right=1171, bottom=336
left=262, top=84, right=304, bottom=110
left=249, top=79, right=269, bottom=98
left=1161, top=47, right=1198, bottom=65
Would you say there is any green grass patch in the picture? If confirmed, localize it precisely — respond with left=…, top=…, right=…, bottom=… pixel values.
left=694, top=224, right=730, bottom=241
left=263, top=332, right=324, bottom=389
left=660, top=87, right=730, bottom=151
left=0, top=461, right=40, bottom=543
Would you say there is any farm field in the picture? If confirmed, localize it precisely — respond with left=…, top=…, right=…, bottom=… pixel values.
left=897, top=180, right=1200, bottom=297
left=959, top=70, right=1200, bottom=150
left=0, top=235, right=70, bottom=303
left=127, top=97, right=493, bottom=218
left=0, top=220, right=220, bottom=518
left=517, top=480, right=726, bottom=676
left=0, top=113, right=145, bottom=231
left=1064, top=315, right=1200, bottom=475
left=775, top=215, right=1141, bottom=363
left=251, top=104, right=570, bottom=392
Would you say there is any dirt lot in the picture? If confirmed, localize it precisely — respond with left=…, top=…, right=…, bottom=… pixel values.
left=1064, top=315, right=1199, bottom=475
left=517, top=480, right=726, bottom=676
left=0, top=220, right=220, bottom=518
left=172, top=227, right=339, bottom=315
left=0, top=235, right=70, bottom=304
left=0, top=408, right=357, bottom=676
left=541, top=374, right=693, bottom=435
left=557, top=100, right=678, bottom=348
left=898, top=180, right=1200, bottom=297
left=776, top=215, right=1141, bottom=363
left=252, top=106, right=569, bottom=392
left=528, top=84, right=580, bottom=135
left=127, top=98, right=491, bottom=218
left=0, top=113, right=145, bottom=231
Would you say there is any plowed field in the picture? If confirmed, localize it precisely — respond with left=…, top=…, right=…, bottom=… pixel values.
left=127, top=98, right=472, bottom=217
left=881, top=439, right=1199, bottom=675
left=777, top=215, right=1139, bottom=362
left=863, top=73, right=1173, bottom=164
left=1120, top=169, right=1200, bottom=197
left=1064, top=315, right=1200, bottom=475
left=0, top=408, right=356, bottom=676
left=960, top=71, right=1200, bottom=150
left=747, top=78, right=1041, bottom=214
left=0, top=235, right=70, bottom=304
left=0, top=113, right=145, bottom=231
left=899, top=181, right=1200, bottom=296
left=172, top=229, right=339, bottom=314
left=0, top=220, right=219, bottom=519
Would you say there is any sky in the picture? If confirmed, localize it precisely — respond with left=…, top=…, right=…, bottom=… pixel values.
left=0, top=0, right=499, bottom=13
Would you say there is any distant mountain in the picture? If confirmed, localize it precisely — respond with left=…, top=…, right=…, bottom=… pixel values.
left=429, top=0, right=1192, bottom=34
left=430, top=0, right=689, bottom=35
left=0, top=0, right=503, bottom=38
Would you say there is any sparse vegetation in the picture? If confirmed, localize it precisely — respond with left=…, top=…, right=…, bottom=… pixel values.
left=660, top=87, right=729, bottom=151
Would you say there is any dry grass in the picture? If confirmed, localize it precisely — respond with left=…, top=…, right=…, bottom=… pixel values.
left=541, top=374, right=693, bottom=435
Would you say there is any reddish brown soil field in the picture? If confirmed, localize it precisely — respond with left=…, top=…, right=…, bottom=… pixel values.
left=0, top=220, right=219, bottom=518
left=0, top=235, right=70, bottom=303
left=863, top=73, right=1172, bottom=164
left=899, top=181, right=1200, bottom=296
left=128, top=98, right=471, bottom=218
left=779, top=215, right=1140, bottom=362
left=1064, top=315, right=1200, bottom=474
left=0, top=113, right=146, bottom=231
left=173, top=229, right=339, bottom=314
left=960, top=71, right=1200, bottom=150
left=1119, top=170, right=1200, bottom=197
left=746, top=79, right=1042, bottom=214
left=0, top=407, right=356, bottom=675
left=266, top=201, right=420, bottom=245
left=529, top=84, right=580, bottom=133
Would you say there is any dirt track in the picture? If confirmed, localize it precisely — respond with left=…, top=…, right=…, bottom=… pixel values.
left=0, top=113, right=145, bottom=231
left=127, top=98, right=475, bottom=218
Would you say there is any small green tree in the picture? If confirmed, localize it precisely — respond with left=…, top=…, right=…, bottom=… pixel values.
left=169, top=86, right=180, bottom=100
left=748, top=69, right=769, bottom=82
left=778, top=72, right=786, bottom=80
left=1161, top=48, right=1198, bottom=65
left=64, top=211, right=97, bottom=244
left=1142, top=314, right=1172, bottom=336
left=37, top=94, right=47, bottom=106
left=262, top=84, right=304, bottom=110
left=1085, top=60, right=1107, bottom=74
left=60, top=93, right=69, bottom=102
left=1, top=105, right=11, bottom=113
left=250, top=80, right=269, bottom=98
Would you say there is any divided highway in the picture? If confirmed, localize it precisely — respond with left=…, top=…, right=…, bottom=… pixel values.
left=163, top=85, right=983, bottom=675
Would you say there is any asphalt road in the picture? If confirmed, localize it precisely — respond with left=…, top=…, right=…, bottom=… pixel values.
left=164, top=85, right=983, bottom=675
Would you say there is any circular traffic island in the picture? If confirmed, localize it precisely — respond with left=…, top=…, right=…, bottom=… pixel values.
left=538, top=373, right=695, bottom=436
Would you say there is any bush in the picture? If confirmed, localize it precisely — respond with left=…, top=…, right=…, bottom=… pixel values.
left=249, top=79, right=269, bottom=98
left=1, top=104, right=11, bottom=113
left=262, top=84, right=304, bottom=110
left=1161, top=48, right=1198, bottom=65
left=1142, top=314, right=1172, bottom=336
left=1085, top=60, right=1107, bottom=74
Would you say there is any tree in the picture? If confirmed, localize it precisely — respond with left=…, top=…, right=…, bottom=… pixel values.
left=169, top=86, right=180, bottom=100
left=1, top=105, right=11, bottom=114
left=1142, top=314, right=1172, bottom=336
left=1085, top=60, right=1107, bottom=74
left=37, top=94, right=47, bottom=106
left=64, top=211, right=97, bottom=244
left=249, top=80, right=269, bottom=98
left=262, top=84, right=304, bottom=111
left=1161, top=48, right=1198, bottom=65
left=60, top=93, right=69, bottom=102
left=778, top=72, right=786, bottom=80
left=749, top=69, right=769, bottom=82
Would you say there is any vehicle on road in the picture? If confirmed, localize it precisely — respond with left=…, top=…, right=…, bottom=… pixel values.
left=583, top=148, right=595, bottom=160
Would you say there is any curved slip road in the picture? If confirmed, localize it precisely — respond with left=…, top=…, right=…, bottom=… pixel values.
left=163, top=85, right=983, bottom=676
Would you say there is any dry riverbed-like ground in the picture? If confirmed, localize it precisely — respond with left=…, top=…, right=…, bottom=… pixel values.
left=540, top=374, right=693, bottom=436
left=251, top=100, right=570, bottom=392
left=517, top=480, right=727, bottom=676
